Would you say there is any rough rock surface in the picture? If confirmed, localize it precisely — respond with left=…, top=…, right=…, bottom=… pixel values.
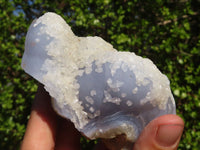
left=21, top=12, right=176, bottom=150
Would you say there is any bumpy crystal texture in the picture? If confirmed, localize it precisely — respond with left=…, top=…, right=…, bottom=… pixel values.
left=21, top=12, right=176, bottom=149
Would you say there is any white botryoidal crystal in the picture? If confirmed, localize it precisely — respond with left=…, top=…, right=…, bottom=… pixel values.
left=21, top=12, right=176, bottom=150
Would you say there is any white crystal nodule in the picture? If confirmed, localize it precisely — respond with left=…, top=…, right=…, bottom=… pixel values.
left=21, top=12, right=176, bottom=149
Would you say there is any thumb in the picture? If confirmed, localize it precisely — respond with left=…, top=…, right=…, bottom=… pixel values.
left=133, top=114, right=184, bottom=150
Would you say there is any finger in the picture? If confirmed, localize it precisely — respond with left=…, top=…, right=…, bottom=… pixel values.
left=54, top=117, right=81, bottom=150
left=21, top=84, right=58, bottom=150
left=133, top=114, right=184, bottom=150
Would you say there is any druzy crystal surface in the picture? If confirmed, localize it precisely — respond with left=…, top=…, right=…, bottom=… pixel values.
left=21, top=12, right=176, bottom=150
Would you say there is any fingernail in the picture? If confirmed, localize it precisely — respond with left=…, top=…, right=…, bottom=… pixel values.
left=156, top=124, right=184, bottom=147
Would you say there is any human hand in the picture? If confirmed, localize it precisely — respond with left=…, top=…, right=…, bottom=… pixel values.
left=21, top=85, right=184, bottom=150
left=133, top=114, right=184, bottom=150
left=20, top=84, right=81, bottom=150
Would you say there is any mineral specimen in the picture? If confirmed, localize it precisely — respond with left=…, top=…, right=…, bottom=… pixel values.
left=21, top=12, right=176, bottom=150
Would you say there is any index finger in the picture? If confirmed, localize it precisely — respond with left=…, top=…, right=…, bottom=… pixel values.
left=21, top=84, right=58, bottom=150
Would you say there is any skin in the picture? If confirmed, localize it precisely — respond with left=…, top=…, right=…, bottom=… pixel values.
left=21, top=85, right=184, bottom=150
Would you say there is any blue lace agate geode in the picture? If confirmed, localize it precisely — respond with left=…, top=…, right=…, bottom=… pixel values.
left=21, top=12, right=176, bottom=150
